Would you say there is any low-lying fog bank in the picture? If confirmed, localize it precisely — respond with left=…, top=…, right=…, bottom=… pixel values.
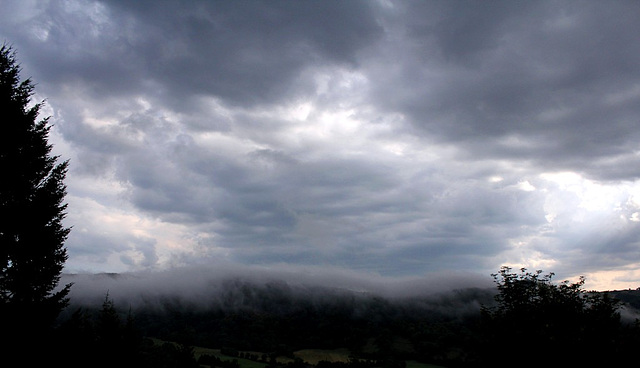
left=60, top=264, right=496, bottom=317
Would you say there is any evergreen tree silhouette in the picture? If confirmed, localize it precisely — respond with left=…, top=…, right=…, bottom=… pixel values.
left=0, top=44, right=71, bottom=344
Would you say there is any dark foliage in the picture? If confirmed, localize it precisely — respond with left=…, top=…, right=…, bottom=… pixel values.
left=199, top=353, right=241, bottom=368
left=56, top=293, right=198, bottom=368
left=51, top=271, right=640, bottom=367
left=0, top=43, right=71, bottom=358
left=69, top=281, right=492, bottom=366
left=609, top=288, right=640, bottom=310
left=479, top=267, right=639, bottom=367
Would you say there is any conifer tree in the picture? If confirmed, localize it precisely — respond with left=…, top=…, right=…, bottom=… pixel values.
left=0, top=44, right=71, bottom=336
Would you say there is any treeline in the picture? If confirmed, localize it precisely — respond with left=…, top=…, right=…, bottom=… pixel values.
left=55, top=270, right=640, bottom=367
left=103, top=282, right=491, bottom=365
left=198, top=353, right=241, bottom=368
left=56, top=281, right=491, bottom=367
left=57, top=269, right=640, bottom=367
left=54, top=294, right=199, bottom=368
left=54, top=288, right=456, bottom=367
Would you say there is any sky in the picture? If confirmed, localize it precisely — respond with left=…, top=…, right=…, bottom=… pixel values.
left=2, top=0, right=640, bottom=291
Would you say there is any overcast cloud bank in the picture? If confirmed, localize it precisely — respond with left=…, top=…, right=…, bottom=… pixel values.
left=3, top=1, right=640, bottom=290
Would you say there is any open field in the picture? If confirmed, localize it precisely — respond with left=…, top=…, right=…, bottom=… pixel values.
left=181, top=341, right=447, bottom=368
left=190, top=346, right=272, bottom=368
left=405, top=361, right=446, bottom=368
left=293, top=348, right=351, bottom=364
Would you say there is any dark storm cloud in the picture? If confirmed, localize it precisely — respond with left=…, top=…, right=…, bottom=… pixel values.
left=2, top=0, right=383, bottom=118
left=3, top=0, right=640, bottom=288
left=57, top=0, right=384, bottom=109
left=368, top=1, right=640, bottom=180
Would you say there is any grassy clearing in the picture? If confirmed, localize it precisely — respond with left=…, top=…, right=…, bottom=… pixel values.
left=293, top=348, right=351, bottom=364
left=191, top=347, right=268, bottom=368
left=405, top=360, right=447, bottom=368
left=190, top=345, right=354, bottom=367
left=151, top=338, right=446, bottom=368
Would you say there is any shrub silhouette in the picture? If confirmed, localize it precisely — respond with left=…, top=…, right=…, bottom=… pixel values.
left=480, top=267, right=629, bottom=366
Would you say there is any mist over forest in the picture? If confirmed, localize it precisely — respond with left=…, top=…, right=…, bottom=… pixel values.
left=61, top=265, right=495, bottom=312
left=56, top=266, right=640, bottom=367
left=60, top=264, right=640, bottom=325
left=57, top=266, right=499, bottom=366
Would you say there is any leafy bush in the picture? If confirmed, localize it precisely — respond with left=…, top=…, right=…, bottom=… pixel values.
left=479, top=267, right=634, bottom=366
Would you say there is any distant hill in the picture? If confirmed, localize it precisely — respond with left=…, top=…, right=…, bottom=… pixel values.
left=56, top=272, right=640, bottom=367
left=608, top=288, right=640, bottom=308
left=605, top=289, right=640, bottom=321
left=58, top=276, right=495, bottom=367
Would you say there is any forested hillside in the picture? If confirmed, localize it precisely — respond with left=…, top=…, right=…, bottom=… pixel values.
left=59, top=278, right=494, bottom=366
left=56, top=271, right=640, bottom=367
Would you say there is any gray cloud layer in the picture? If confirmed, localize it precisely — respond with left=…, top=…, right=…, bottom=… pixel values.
left=3, top=0, right=640, bottom=289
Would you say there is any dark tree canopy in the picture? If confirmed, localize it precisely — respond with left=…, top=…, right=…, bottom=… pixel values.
left=0, top=44, right=71, bottom=336
left=480, top=266, right=630, bottom=366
